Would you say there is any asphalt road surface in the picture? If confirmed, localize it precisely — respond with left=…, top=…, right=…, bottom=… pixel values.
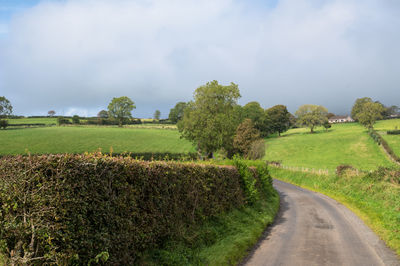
left=244, top=180, right=399, bottom=266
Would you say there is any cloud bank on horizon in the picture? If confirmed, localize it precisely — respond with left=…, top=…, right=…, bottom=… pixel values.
left=0, top=0, right=399, bottom=118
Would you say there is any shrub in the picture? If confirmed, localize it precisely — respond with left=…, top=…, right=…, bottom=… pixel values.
left=57, top=117, right=71, bottom=125
left=232, top=155, right=259, bottom=204
left=387, top=130, right=400, bottom=135
left=366, top=166, right=400, bottom=184
left=0, top=154, right=274, bottom=264
left=368, top=128, right=400, bottom=163
left=336, top=164, right=355, bottom=176
left=72, top=115, right=80, bottom=124
left=0, top=119, right=8, bottom=129
left=233, top=119, right=261, bottom=158
left=247, top=139, right=266, bottom=160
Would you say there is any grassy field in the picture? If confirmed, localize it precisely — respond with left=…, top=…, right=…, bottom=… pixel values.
left=7, top=117, right=58, bottom=125
left=269, top=167, right=400, bottom=256
left=375, top=119, right=400, bottom=157
left=263, top=123, right=394, bottom=171
left=0, top=126, right=194, bottom=155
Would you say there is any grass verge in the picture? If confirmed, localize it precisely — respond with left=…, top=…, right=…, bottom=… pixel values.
left=142, top=190, right=279, bottom=265
left=269, top=167, right=400, bottom=256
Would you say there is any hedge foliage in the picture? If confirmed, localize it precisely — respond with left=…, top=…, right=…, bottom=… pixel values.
left=368, top=129, right=400, bottom=163
left=387, top=130, right=400, bottom=135
left=0, top=153, right=273, bottom=265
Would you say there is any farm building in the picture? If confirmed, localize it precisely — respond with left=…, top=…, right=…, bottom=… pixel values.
left=328, top=115, right=354, bottom=123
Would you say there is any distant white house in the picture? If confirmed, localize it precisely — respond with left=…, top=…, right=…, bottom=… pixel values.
left=328, top=115, right=354, bottom=123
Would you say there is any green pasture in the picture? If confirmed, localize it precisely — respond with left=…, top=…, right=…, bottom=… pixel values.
left=7, top=117, right=58, bottom=125
left=0, top=126, right=194, bottom=155
left=375, top=119, right=400, bottom=157
left=263, top=123, right=394, bottom=171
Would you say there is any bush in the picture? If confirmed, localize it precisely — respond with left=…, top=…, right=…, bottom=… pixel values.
left=387, top=130, right=400, bottom=135
left=368, top=128, right=400, bottom=163
left=57, top=117, right=71, bottom=125
left=336, top=164, right=355, bottom=176
left=247, top=139, right=266, bottom=160
left=0, top=154, right=274, bottom=264
left=366, top=166, right=400, bottom=184
left=233, top=119, right=261, bottom=158
left=232, top=155, right=259, bottom=204
left=0, top=119, right=8, bottom=129
left=72, top=115, right=80, bottom=124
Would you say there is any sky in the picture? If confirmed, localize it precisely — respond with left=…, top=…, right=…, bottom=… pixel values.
left=0, top=0, right=399, bottom=118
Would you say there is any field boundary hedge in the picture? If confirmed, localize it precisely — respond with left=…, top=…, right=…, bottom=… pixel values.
left=0, top=153, right=274, bottom=265
left=368, top=128, right=400, bottom=164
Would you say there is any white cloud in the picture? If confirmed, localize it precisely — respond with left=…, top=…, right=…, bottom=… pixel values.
left=0, top=0, right=399, bottom=117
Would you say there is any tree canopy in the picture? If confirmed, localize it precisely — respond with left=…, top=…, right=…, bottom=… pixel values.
left=107, top=96, right=135, bottom=127
left=97, top=110, right=108, bottom=118
left=242, top=102, right=271, bottom=137
left=295, top=104, right=328, bottom=133
left=154, top=110, right=161, bottom=120
left=0, top=96, right=12, bottom=116
left=353, top=101, right=384, bottom=128
left=266, top=105, right=291, bottom=136
left=168, top=102, right=188, bottom=123
left=178, top=80, right=241, bottom=158
left=233, top=119, right=261, bottom=158
left=351, top=97, right=372, bottom=120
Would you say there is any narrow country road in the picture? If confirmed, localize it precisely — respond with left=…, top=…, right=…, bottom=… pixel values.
left=244, top=180, right=399, bottom=266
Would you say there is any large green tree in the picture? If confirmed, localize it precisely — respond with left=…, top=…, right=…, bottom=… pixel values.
left=242, top=102, right=271, bottom=137
left=351, top=97, right=372, bottom=120
left=266, top=105, right=291, bottom=136
left=107, top=96, right=136, bottom=127
left=295, top=104, right=328, bottom=133
left=168, top=102, right=188, bottom=123
left=354, top=101, right=384, bottom=128
left=0, top=96, right=12, bottom=117
left=178, top=80, right=241, bottom=158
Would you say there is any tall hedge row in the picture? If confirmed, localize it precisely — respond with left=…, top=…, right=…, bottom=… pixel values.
left=368, top=129, right=400, bottom=163
left=0, top=154, right=272, bottom=265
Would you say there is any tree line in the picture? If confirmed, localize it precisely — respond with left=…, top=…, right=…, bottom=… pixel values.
left=1, top=82, right=398, bottom=159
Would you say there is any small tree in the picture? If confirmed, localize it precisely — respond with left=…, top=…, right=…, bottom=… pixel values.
left=0, top=96, right=12, bottom=117
left=107, top=96, right=136, bottom=127
left=247, top=139, right=266, bottom=160
left=233, top=119, right=261, bottom=158
left=355, top=102, right=384, bottom=128
left=295, top=104, right=328, bottom=133
left=97, top=110, right=108, bottom=118
left=0, top=96, right=12, bottom=130
left=323, top=120, right=331, bottom=131
left=168, top=102, right=187, bottom=123
left=266, top=105, right=291, bottom=136
left=72, top=115, right=80, bottom=124
left=154, top=110, right=161, bottom=120
left=48, top=110, right=56, bottom=117
left=0, top=119, right=8, bottom=130
left=327, top=113, right=335, bottom=119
